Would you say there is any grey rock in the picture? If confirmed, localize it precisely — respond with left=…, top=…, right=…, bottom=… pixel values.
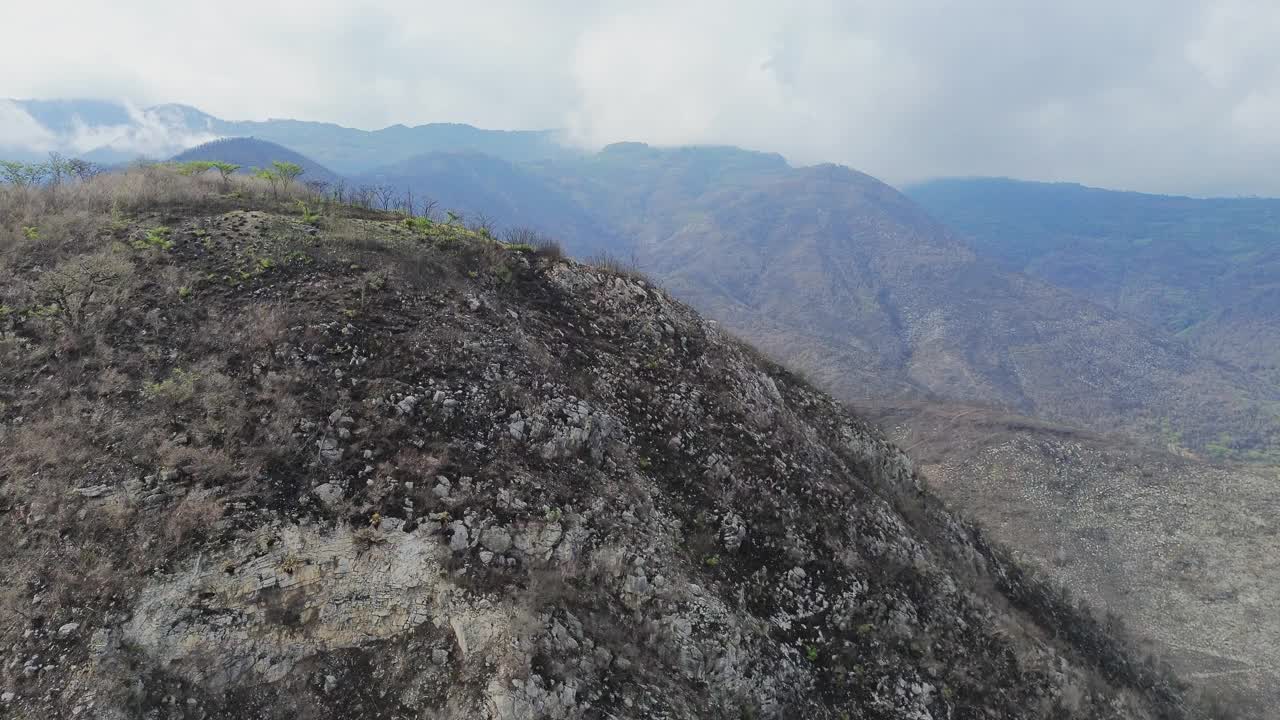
left=312, top=483, right=344, bottom=508
left=448, top=521, right=470, bottom=552
left=480, top=527, right=513, bottom=554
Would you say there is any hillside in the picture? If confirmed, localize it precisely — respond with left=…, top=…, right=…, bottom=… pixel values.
left=0, top=166, right=1220, bottom=718
left=173, top=137, right=344, bottom=186
left=905, top=178, right=1280, bottom=392
left=864, top=401, right=1280, bottom=718
left=518, top=145, right=1280, bottom=460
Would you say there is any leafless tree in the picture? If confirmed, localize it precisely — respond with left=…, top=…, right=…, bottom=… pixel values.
left=374, top=185, right=397, bottom=211
left=66, top=159, right=102, bottom=182
left=353, top=185, right=376, bottom=209
left=420, top=197, right=439, bottom=221
left=304, top=180, right=330, bottom=206
left=469, top=212, right=496, bottom=237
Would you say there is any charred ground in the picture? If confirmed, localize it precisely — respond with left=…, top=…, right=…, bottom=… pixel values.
left=0, top=167, right=1236, bottom=718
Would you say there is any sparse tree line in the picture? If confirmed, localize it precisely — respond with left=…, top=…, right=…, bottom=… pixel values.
left=0, top=153, right=104, bottom=187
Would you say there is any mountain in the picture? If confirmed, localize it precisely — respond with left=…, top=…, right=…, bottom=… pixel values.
left=354, top=151, right=619, bottom=254
left=230, top=120, right=580, bottom=174
left=0, top=164, right=1225, bottom=719
left=3, top=98, right=580, bottom=174
left=4, top=98, right=222, bottom=161
left=514, top=145, right=1280, bottom=461
left=173, top=137, right=344, bottom=185
left=905, top=178, right=1280, bottom=392
left=863, top=400, right=1280, bottom=717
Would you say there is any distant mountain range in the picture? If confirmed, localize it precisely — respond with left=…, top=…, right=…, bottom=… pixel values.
left=906, top=177, right=1280, bottom=389
left=1, top=98, right=578, bottom=171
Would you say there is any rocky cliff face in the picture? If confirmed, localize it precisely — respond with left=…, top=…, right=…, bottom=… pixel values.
left=0, top=169, right=1207, bottom=718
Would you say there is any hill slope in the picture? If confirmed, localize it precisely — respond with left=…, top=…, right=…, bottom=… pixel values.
left=355, top=151, right=620, bottom=254
left=0, top=167, right=1215, bottom=718
left=865, top=401, right=1280, bottom=717
left=906, top=178, right=1280, bottom=393
left=522, top=145, right=1280, bottom=459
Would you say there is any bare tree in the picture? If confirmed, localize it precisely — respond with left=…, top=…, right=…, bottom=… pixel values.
left=401, top=187, right=415, bottom=217
left=305, top=180, right=330, bottom=202
left=420, top=197, right=439, bottom=221
left=374, top=185, right=397, bottom=211
left=331, top=179, right=347, bottom=205
left=352, top=185, right=375, bottom=209
left=469, top=212, right=496, bottom=237
left=45, top=152, right=69, bottom=187
left=66, top=159, right=102, bottom=182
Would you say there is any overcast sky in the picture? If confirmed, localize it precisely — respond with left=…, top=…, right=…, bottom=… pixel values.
left=4, top=0, right=1280, bottom=195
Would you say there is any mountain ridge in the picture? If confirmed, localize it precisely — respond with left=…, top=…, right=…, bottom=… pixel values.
left=0, top=164, right=1219, bottom=718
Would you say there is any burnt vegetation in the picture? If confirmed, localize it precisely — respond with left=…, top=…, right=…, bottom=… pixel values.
left=0, top=161, right=1245, bottom=718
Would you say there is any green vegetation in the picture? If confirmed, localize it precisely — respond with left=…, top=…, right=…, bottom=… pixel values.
left=252, top=161, right=305, bottom=200
left=132, top=226, right=174, bottom=251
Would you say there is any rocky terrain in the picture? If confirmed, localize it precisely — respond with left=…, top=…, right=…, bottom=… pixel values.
left=865, top=401, right=1279, bottom=718
left=0, top=167, right=1220, bottom=718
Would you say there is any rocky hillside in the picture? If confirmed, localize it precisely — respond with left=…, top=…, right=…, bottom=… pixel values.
left=865, top=401, right=1280, bottom=718
left=0, top=167, right=1222, bottom=718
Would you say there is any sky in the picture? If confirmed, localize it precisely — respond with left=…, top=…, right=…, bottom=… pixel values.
left=4, top=0, right=1280, bottom=195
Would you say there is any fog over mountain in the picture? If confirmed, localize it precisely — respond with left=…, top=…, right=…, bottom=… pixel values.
left=7, top=0, right=1280, bottom=195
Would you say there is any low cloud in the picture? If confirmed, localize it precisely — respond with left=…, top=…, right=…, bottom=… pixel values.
left=0, top=101, right=56, bottom=152
left=61, top=102, right=222, bottom=158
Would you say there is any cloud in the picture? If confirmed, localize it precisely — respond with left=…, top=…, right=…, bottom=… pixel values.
left=61, top=102, right=222, bottom=157
left=0, top=101, right=56, bottom=152
left=4, top=1, right=1280, bottom=194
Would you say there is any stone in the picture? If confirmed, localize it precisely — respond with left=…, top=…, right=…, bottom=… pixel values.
left=323, top=675, right=337, bottom=694
left=312, top=483, right=344, bottom=508
left=57, top=622, right=80, bottom=638
left=433, top=478, right=452, bottom=499
left=1, top=692, right=14, bottom=703
left=448, top=522, right=469, bottom=552
left=317, top=437, right=343, bottom=462
left=479, top=527, right=513, bottom=554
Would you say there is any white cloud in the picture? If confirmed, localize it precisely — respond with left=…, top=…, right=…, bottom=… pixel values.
left=5, top=0, right=1280, bottom=194
left=61, top=102, right=222, bottom=157
left=0, top=101, right=56, bottom=152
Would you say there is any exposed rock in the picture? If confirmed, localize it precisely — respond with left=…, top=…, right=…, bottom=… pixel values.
left=311, top=483, right=344, bottom=508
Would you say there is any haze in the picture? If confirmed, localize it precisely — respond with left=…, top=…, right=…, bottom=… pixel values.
left=5, top=0, right=1280, bottom=195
